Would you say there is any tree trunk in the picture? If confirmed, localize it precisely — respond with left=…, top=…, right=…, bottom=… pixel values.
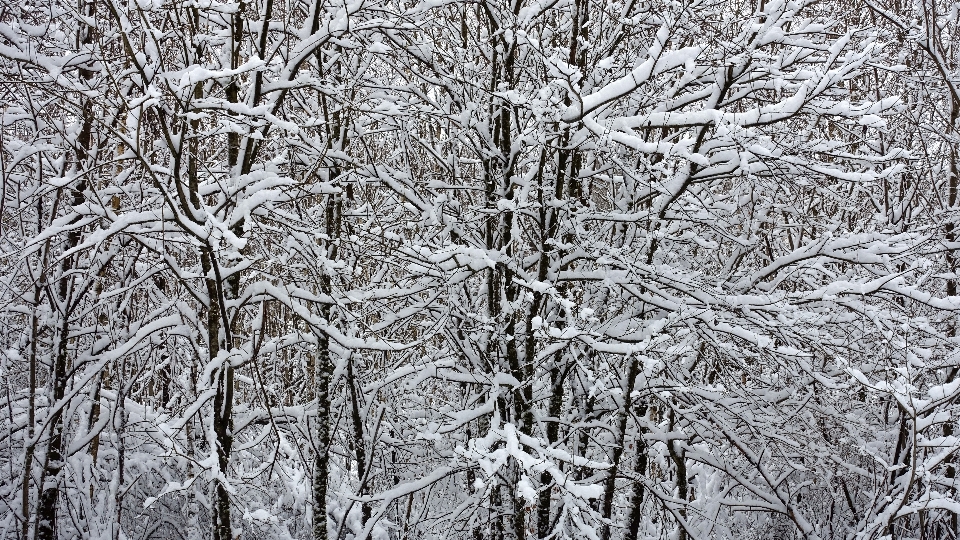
left=313, top=308, right=332, bottom=540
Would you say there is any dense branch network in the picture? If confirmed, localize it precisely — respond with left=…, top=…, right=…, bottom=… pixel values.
left=0, top=0, right=958, bottom=539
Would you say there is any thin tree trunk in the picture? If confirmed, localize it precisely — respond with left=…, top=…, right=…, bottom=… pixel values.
left=313, top=306, right=332, bottom=540
left=599, top=354, right=640, bottom=540
left=35, top=95, right=91, bottom=540
left=626, top=402, right=649, bottom=540
left=348, top=357, right=371, bottom=529
left=20, top=295, right=38, bottom=540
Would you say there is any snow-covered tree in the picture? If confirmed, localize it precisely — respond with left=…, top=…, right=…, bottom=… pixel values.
left=1, top=0, right=958, bottom=539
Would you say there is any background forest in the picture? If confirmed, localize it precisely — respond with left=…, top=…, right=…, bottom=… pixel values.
left=0, top=0, right=958, bottom=538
